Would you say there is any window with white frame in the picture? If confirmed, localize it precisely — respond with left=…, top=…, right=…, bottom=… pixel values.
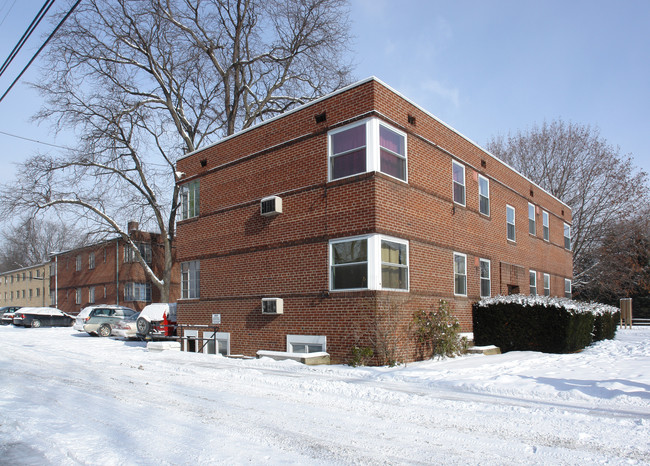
left=529, top=270, right=537, bottom=295
left=181, top=260, right=200, bottom=299
left=454, top=252, right=467, bottom=296
left=330, top=235, right=408, bottom=291
left=480, top=258, right=491, bottom=297
left=542, top=211, right=549, bottom=241
left=528, top=203, right=536, bottom=235
left=75, top=287, right=82, bottom=304
left=506, top=205, right=516, bottom=242
left=89, top=286, right=95, bottom=304
left=76, top=255, right=82, bottom=271
left=124, top=242, right=152, bottom=264
left=203, top=331, right=230, bottom=356
left=124, top=282, right=152, bottom=302
left=543, top=273, right=550, bottom=296
left=89, top=252, right=95, bottom=270
left=564, top=223, right=571, bottom=250
left=180, top=180, right=200, bottom=220
left=287, top=334, right=326, bottom=353
left=478, top=175, right=490, bottom=216
left=328, top=118, right=407, bottom=182
left=565, top=279, right=572, bottom=298
left=452, top=161, right=465, bottom=206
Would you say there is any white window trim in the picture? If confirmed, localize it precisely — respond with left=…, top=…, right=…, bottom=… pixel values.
left=479, top=258, right=491, bottom=298
left=542, top=211, right=549, bottom=242
left=180, top=260, right=200, bottom=300
left=506, top=205, right=516, bottom=242
left=180, top=180, right=200, bottom=220
left=528, top=203, right=536, bottom=236
left=453, top=252, right=467, bottom=297
left=565, top=279, right=572, bottom=298
left=543, top=273, right=551, bottom=296
left=452, top=160, right=466, bottom=207
left=529, top=270, right=537, bottom=296
left=202, top=331, right=230, bottom=356
left=564, top=223, right=572, bottom=251
left=328, top=118, right=408, bottom=183
left=329, top=234, right=409, bottom=292
left=184, top=329, right=199, bottom=352
left=287, top=334, right=327, bottom=353
left=478, top=174, right=490, bottom=216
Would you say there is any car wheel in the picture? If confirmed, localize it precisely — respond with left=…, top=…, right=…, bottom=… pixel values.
left=98, top=324, right=112, bottom=337
left=136, top=317, right=151, bottom=336
left=31, top=319, right=42, bottom=328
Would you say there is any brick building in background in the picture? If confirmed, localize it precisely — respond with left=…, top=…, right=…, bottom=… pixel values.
left=50, top=222, right=179, bottom=315
left=0, top=263, right=50, bottom=308
left=175, top=77, right=573, bottom=363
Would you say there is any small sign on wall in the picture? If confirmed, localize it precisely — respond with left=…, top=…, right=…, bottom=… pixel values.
left=211, top=314, right=221, bottom=325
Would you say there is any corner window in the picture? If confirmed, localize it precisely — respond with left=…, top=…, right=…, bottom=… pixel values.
left=330, top=235, right=409, bottom=291
left=328, top=119, right=407, bottom=182
left=478, top=175, right=490, bottom=216
left=480, top=258, right=491, bottom=298
left=543, top=273, right=550, bottom=296
left=564, top=279, right=572, bottom=298
left=564, top=223, right=571, bottom=250
left=452, top=161, right=465, bottom=206
left=506, top=205, right=516, bottom=242
left=528, top=203, right=536, bottom=236
left=287, top=335, right=326, bottom=353
left=542, top=211, right=549, bottom=241
left=529, top=270, right=537, bottom=296
left=181, top=260, right=200, bottom=299
left=453, top=252, right=467, bottom=296
left=180, top=180, right=200, bottom=220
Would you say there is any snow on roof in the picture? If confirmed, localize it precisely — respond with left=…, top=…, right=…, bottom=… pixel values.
left=477, top=294, right=619, bottom=316
left=19, top=307, right=66, bottom=316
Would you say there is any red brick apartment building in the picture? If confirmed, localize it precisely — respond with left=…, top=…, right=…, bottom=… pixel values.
left=50, top=222, right=179, bottom=315
left=175, top=77, right=573, bottom=363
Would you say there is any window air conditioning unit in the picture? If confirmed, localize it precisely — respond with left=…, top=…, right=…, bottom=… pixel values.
left=262, top=298, right=284, bottom=315
left=260, top=195, right=282, bottom=216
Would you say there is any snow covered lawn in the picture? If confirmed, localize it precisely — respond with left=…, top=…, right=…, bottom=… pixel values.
left=1, top=326, right=649, bottom=465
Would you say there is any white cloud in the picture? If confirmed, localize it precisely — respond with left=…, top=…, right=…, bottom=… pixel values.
left=421, top=79, right=460, bottom=109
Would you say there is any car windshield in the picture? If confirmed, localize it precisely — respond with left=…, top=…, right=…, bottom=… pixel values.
left=124, top=312, right=140, bottom=322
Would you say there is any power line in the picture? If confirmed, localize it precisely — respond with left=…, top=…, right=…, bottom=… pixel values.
left=0, top=0, right=19, bottom=28
left=0, top=0, right=82, bottom=104
left=0, top=129, right=72, bottom=150
left=0, top=0, right=56, bottom=78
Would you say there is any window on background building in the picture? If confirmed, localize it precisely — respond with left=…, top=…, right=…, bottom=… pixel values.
left=50, top=262, right=56, bottom=276
left=50, top=291, right=55, bottom=306
left=179, top=180, right=200, bottom=220
left=454, top=252, right=467, bottom=296
left=76, top=255, right=82, bottom=271
left=29, top=271, right=33, bottom=280
left=480, top=259, right=491, bottom=298
left=36, top=288, right=40, bottom=297
left=181, top=261, right=200, bottom=299
left=124, top=282, right=152, bottom=302
left=29, top=289, right=33, bottom=299
left=330, top=235, right=409, bottom=291
left=124, top=242, right=152, bottom=264
left=452, top=161, right=466, bottom=206
left=506, top=205, right=516, bottom=241
left=528, top=203, right=536, bottom=235
left=89, top=287, right=95, bottom=304
left=22, top=290, right=25, bottom=298
left=542, top=211, right=549, bottom=241
left=565, top=279, right=572, bottom=298
left=89, top=252, right=95, bottom=270
left=529, top=271, right=537, bottom=295
left=543, top=273, right=550, bottom=296
left=564, top=223, right=571, bottom=250
left=75, top=288, right=82, bottom=304
left=478, top=175, right=490, bottom=216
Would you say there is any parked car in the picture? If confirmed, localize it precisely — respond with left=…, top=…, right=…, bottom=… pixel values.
left=13, top=307, right=74, bottom=328
left=111, top=312, right=141, bottom=339
left=136, top=303, right=177, bottom=339
left=73, top=305, right=135, bottom=332
left=1, top=306, right=22, bottom=325
left=83, top=307, right=137, bottom=337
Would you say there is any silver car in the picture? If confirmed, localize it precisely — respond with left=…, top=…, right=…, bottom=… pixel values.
left=111, top=312, right=141, bottom=339
left=82, top=306, right=137, bottom=337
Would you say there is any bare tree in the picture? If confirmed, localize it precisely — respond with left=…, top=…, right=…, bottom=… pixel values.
left=487, top=120, right=649, bottom=292
left=0, top=0, right=352, bottom=300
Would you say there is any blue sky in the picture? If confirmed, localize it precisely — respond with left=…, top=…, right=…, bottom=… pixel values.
left=0, top=0, right=648, bottom=184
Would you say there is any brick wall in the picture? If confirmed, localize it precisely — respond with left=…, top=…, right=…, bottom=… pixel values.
left=176, top=78, right=573, bottom=364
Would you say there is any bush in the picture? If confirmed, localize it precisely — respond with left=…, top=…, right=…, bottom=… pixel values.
left=349, top=346, right=374, bottom=367
left=473, top=295, right=619, bottom=354
left=413, top=300, right=468, bottom=359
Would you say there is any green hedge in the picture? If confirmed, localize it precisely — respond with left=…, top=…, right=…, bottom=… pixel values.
left=473, top=295, right=619, bottom=354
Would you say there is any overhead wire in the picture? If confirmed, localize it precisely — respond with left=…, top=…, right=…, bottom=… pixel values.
left=0, top=0, right=19, bottom=28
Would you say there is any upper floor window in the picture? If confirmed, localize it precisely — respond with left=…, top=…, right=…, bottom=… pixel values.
left=478, top=175, right=490, bottom=216
left=89, top=252, right=96, bottom=270
left=125, top=282, right=152, bottom=302
left=543, top=273, right=550, bottom=296
left=453, top=252, right=467, bottom=296
left=480, top=258, right=491, bottom=298
left=564, top=223, right=571, bottom=250
left=528, top=203, right=536, bottom=235
left=180, top=180, right=200, bottom=220
left=542, top=211, right=549, bottom=241
left=124, top=242, right=152, bottom=264
left=328, top=119, right=407, bottom=182
left=506, top=205, right=516, bottom=242
left=75, top=287, right=82, bottom=304
left=529, top=270, right=537, bottom=295
left=452, top=161, right=465, bottom=206
left=330, top=234, right=409, bottom=291
left=76, top=255, right=82, bottom=271
left=181, top=260, right=200, bottom=300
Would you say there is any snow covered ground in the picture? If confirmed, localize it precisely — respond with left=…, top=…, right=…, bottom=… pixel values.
left=1, top=326, right=649, bottom=465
